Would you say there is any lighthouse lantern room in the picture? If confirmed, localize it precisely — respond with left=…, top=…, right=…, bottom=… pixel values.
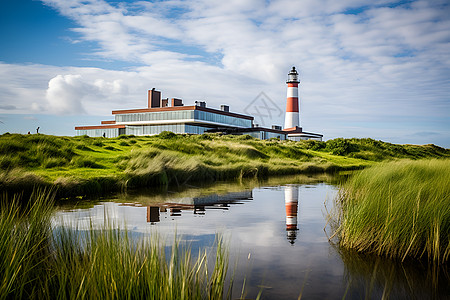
left=287, top=67, right=299, bottom=84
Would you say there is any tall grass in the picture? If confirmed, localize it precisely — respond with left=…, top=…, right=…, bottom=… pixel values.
left=1, top=133, right=448, bottom=198
left=0, top=191, right=232, bottom=299
left=333, top=159, right=450, bottom=264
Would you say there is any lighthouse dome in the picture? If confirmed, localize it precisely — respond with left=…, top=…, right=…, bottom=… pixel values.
left=287, top=66, right=299, bottom=83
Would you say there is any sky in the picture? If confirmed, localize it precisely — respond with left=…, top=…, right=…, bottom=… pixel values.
left=0, top=0, right=449, bottom=147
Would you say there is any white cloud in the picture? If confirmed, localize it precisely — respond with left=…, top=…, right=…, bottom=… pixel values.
left=0, top=0, right=448, bottom=145
left=46, top=74, right=90, bottom=114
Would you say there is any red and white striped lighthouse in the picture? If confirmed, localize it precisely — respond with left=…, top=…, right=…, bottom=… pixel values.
left=285, top=185, right=299, bottom=244
left=284, top=67, right=300, bottom=129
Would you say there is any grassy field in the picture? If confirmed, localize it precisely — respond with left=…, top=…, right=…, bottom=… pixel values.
left=331, top=159, right=450, bottom=264
left=0, top=190, right=232, bottom=300
left=0, top=132, right=448, bottom=198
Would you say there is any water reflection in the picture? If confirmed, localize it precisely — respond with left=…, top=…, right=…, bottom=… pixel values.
left=284, top=185, right=299, bottom=245
left=53, top=180, right=449, bottom=299
left=119, top=191, right=253, bottom=224
left=336, top=247, right=450, bottom=299
left=147, top=206, right=160, bottom=223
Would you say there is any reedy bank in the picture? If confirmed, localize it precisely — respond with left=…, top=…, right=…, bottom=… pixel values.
left=331, top=159, right=450, bottom=265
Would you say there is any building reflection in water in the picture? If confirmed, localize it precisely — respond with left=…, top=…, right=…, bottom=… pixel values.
left=147, top=206, right=160, bottom=223
left=122, top=190, right=253, bottom=224
left=284, top=185, right=299, bottom=245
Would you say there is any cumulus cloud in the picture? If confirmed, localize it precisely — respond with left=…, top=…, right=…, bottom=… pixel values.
left=46, top=74, right=90, bottom=114
left=0, top=0, right=448, bottom=145
left=46, top=73, right=136, bottom=115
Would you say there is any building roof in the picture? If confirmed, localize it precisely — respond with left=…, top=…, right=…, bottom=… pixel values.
left=287, top=131, right=323, bottom=138
left=75, top=124, right=125, bottom=130
left=283, top=126, right=303, bottom=133
left=111, top=105, right=254, bottom=120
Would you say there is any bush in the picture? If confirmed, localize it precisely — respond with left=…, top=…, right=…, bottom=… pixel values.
left=326, top=138, right=355, bottom=155
left=198, top=133, right=212, bottom=140
left=236, top=134, right=254, bottom=140
left=158, top=131, right=177, bottom=139
left=303, top=140, right=326, bottom=151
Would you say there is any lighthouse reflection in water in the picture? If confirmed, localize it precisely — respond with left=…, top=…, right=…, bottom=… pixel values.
left=284, top=185, right=299, bottom=244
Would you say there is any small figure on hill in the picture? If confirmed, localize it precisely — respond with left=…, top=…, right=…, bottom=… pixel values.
left=36, top=127, right=40, bottom=134
left=27, top=131, right=30, bottom=134
left=103, top=132, right=106, bottom=138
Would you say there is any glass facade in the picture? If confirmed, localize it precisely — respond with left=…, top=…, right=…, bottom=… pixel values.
left=185, top=125, right=209, bottom=134
left=241, top=130, right=286, bottom=140
left=193, top=110, right=252, bottom=127
left=125, top=124, right=209, bottom=136
left=115, top=109, right=252, bottom=128
left=78, top=108, right=254, bottom=138
left=288, top=136, right=322, bottom=141
left=115, top=110, right=194, bottom=123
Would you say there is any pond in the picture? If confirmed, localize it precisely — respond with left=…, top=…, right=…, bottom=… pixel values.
left=53, top=177, right=449, bottom=299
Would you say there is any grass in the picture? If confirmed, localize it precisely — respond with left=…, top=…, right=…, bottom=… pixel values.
left=0, top=190, right=233, bottom=300
left=0, top=132, right=448, bottom=198
left=331, top=159, right=450, bottom=265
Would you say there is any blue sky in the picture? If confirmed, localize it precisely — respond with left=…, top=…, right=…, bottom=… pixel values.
left=0, top=0, right=449, bottom=147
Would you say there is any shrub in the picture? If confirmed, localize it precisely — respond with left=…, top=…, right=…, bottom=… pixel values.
left=158, top=131, right=177, bottom=139
left=326, top=138, right=355, bottom=155
left=236, top=134, right=254, bottom=140
left=199, top=133, right=213, bottom=140
left=303, top=140, right=326, bottom=151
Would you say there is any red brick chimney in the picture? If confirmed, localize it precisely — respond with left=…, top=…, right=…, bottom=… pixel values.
left=148, top=88, right=161, bottom=108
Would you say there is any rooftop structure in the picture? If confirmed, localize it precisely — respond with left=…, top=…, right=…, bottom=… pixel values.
left=75, top=90, right=286, bottom=139
left=75, top=67, right=322, bottom=141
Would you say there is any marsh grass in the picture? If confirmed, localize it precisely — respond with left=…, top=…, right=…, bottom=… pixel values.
left=0, top=189, right=55, bottom=299
left=1, top=133, right=448, bottom=198
left=332, top=159, right=450, bottom=264
left=0, top=191, right=233, bottom=300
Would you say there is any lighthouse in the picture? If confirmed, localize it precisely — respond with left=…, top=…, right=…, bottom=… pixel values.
left=285, top=185, right=299, bottom=245
left=284, top=67, right=300, bottom=129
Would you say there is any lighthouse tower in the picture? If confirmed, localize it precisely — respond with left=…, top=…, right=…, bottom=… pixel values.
left=285, top=185, right=299, bottom=244
left=284, top=67, right=300, bottom=129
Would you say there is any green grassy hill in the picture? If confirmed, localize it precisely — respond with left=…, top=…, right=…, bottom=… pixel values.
left=0, top=132, right=448, bottom=198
